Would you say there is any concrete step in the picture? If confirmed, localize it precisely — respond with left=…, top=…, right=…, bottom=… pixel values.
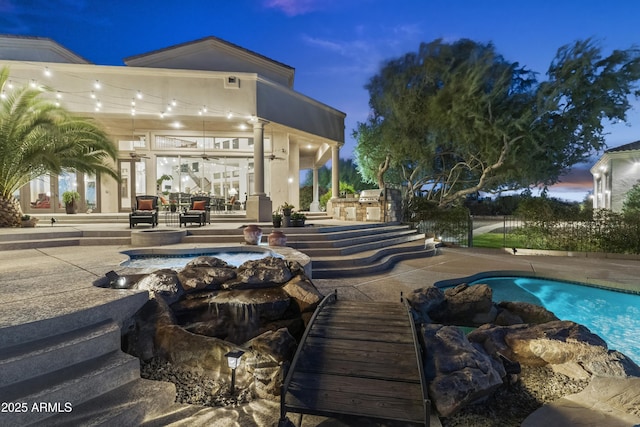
left=287, top=227, right=418, bottom=248
left=312, top=242, right=437, bottom=279
left=0, top=319, right=120, bottom=388
left=0, top=288, right=148, bottom=350
left=0, top=230, right=83, bottom=242
left=298, top=232, right=425, bottom=257
left=0, top=350, right=140, bottom=427
left=45, top=378, right=178, bottom=427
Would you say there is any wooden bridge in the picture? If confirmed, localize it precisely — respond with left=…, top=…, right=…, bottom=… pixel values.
left=280, top=291, right=430, bottom=426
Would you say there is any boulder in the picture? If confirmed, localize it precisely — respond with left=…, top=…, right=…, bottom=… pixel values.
left=243, top=328, right=297, bottom=399
left=173, top=288, right=292, bottom=344
left=177, top=265, right=236, bottom=292
left=133, top=269, right=184, bottom=305
left=468, top=320, right=640, bottom=379
left=243, top=327, right=297, bottom=363
left=155, top=322, right=250, bottom=383
left=185, top=256, right=234, bottom=269
left=497, top=301, right=559, bottom=324
left=431, top=284, right=497, bottom=325
left=282, top=274, right=324, bottom=315
left=226, top=257, right=294, bottom=289
left=122, top=296, right=176, bottom=361
left=407, top=286, right=445, bottom=323
left=422, top=324, right=506, bottom=417
left=494, top=307, right=525, bottom=326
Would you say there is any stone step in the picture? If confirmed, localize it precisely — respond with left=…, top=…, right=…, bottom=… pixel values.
left=0, top=288, right=148, bottom=350
left=0, top=319, right=120, bottom=388
left=44, top=378, right=178, bottom=427
left=0, top=230, right=83, bottom=242
left=0, top=350, right=140, bottom=427
left=287, top=228, right=418, bottom=248
left=0, top=238, right=80, bottom=251
left=299, top=232, right=425, bottom=257
left=311, top=241, right=436, bottom=279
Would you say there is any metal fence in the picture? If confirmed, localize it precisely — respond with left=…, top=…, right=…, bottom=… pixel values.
left=502, top=216, right=640, bottom=254
left=415, top=216, right=472, bottom=247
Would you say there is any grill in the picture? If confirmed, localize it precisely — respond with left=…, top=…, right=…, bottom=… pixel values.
left=358, top=189, right=383, bottom=203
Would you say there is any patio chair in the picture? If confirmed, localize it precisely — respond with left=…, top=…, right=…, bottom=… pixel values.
left=179, top=196, right=211, bottom=227
left=129, top=195, right=159, bottom=228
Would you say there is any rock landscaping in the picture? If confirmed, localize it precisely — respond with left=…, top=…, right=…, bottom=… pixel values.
left=112, top=259, right=640, bottom=425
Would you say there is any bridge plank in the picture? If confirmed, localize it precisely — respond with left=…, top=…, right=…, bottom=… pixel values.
left=286, top=373, right=424, bottom=423
left=282, top=299, right=428, bottom=425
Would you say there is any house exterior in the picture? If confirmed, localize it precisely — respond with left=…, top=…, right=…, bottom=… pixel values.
left=0, top=35, right=346, bottom=220
left=591, top=140, right=640, bottom=212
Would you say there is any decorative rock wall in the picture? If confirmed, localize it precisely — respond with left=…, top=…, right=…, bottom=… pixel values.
left=408, top=283, right=640, bottom=418
left=120, top=255, right=324, bottom=400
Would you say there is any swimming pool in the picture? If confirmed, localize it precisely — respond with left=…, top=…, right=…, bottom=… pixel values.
left=463, top=276, right=640, bottom=363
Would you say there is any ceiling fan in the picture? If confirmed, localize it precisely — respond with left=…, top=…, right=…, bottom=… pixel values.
left=267, top=153, right=285, bottom=161
left=129, top=152, right=149, bottom=160
left=198, top=120, right=220, bottom=161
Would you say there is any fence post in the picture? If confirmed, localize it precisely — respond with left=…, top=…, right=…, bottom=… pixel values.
left=468, top=215, right=473, bottom=248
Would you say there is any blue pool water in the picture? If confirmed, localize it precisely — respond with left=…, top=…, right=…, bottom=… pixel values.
left=467, top=276, right=640, bottom=363
left=121, top=251, right=271, bottom=269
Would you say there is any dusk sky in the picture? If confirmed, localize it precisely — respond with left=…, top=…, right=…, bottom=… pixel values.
left=2, top=0, right=640, bottom=201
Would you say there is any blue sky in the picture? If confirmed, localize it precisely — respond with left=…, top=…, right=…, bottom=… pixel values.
left=2, top=0, right=640, bottom=200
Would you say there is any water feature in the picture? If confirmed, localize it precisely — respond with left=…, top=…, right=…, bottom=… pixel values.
left=466, top=276, right=640, bottom=363
left=120, top=248, right=280, bottom=270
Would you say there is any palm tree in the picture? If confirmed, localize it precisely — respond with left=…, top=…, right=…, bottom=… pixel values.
left=0, top=66, right=119, bottom=227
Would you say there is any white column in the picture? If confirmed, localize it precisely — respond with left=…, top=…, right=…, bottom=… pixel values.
left=246, top=119, right=272, bottom=221
left=253, top=120, right=266, bottom=196
left=331, top=145, right=340, bottom=199
left=310, top=167, right=320, bottom=212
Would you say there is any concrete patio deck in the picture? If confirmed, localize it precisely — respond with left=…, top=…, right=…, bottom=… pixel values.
left=1, top=220, right=639, bottom=426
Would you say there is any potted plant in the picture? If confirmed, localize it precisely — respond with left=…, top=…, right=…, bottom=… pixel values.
left=291, top=211, right=306, bottom=227
left=272, top=211, right=282, bottom=228
left=62, top=190, right=80, bottom=214
left=21, top=214, right=39, bottom=227
left=280, top=202, right=294, bottom=217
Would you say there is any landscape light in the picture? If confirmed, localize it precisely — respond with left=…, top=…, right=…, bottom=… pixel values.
left=224, top=350, right=245, bottom=394
left=105, top=270, right=127, bottom=289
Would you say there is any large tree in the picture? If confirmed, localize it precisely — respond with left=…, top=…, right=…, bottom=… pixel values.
left=354, top=38, right=640, bottom=206
left=0, top=67, right=119, bottom=227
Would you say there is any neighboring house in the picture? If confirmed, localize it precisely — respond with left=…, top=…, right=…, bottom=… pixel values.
left=591, top=140, right=640, bottom=212
left=0, top=35, right=345, bottom=220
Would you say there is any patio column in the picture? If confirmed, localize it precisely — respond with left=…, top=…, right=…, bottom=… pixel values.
left=331, top=144, right=340, bottom=199
left=310, top=167, right=320, bottom=212
left=246, top=118, right=272, bottom=221
left=253, top=119, right=267, bottom=196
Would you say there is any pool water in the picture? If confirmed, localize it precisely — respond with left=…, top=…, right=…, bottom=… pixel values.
left=121, top=252, right=271, bottom=269
left=468, top=276, right=640, bottom=363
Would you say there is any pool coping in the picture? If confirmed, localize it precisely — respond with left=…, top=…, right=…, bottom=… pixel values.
left=433, top=269, right=640, bottom=295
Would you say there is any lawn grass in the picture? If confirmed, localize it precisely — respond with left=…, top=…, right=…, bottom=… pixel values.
left=473, top=232, right=523, bottom=249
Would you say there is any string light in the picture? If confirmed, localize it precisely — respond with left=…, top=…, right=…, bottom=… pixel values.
left=5, top=65, right=249, bottom=120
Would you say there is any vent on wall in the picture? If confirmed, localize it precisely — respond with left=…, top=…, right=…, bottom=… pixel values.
left=224, top=76, right=240, bottom=89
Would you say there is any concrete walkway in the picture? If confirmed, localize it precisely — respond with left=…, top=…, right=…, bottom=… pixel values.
left=1, top=221, right=640, bottom=426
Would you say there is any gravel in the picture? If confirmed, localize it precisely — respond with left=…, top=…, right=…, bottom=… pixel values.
left=441, top=365, right=590, bottom=427
left=140, top=358, right=254, bottom=408
left=142, top=358, right=590, bottom=427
